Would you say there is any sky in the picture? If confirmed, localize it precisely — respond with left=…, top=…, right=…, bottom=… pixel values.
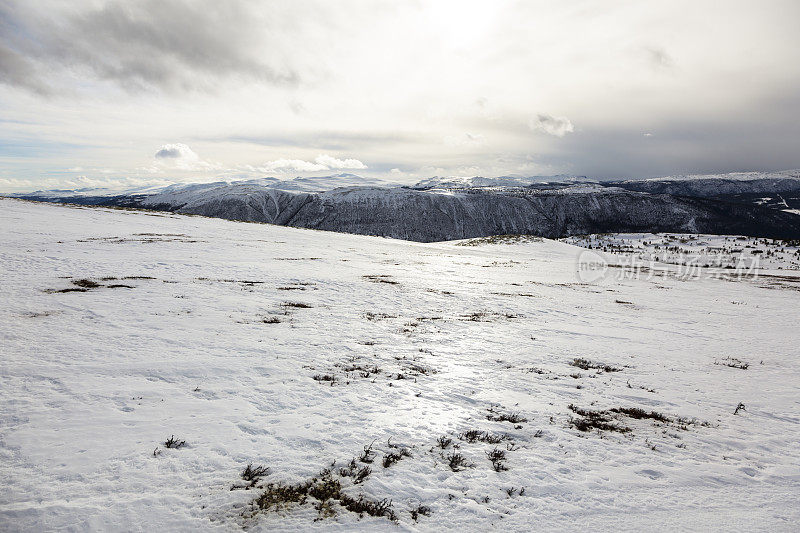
left=1, top=0, right=800, bottom=192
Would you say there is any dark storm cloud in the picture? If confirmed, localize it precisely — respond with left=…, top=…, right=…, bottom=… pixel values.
left=0, top=42, right=50, bottom=95
left=0, top=3, right=50, bottom=94
left=539, top=98, right=800, bottom=180
left=0, top=0, right=300, bottom=94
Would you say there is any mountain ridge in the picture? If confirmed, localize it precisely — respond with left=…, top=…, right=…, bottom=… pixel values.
left=7, top=170, right=800, bottom=241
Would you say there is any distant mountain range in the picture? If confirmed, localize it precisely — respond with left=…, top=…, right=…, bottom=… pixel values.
left=7, top=170, right=800, bottom=241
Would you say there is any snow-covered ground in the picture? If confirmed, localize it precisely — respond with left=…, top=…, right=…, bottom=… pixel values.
left=2, top=198, right=799, bottom=532
left=562, top=233, right=800, bottom=271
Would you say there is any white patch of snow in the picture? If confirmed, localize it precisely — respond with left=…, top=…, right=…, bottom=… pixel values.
left=2, top=199, right=800, bottom=531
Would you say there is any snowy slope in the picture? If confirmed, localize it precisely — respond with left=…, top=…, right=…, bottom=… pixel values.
left=2, top=199, right=800, bottom=531
left=414, top=170, right=800, bottom=193
left=412, top=175, right=590, bottom=189
left=621, top=169, right=800, bottom=183
left=612, top=170, right=800, bottom=197
left=561, top=233, right=800, bottom=271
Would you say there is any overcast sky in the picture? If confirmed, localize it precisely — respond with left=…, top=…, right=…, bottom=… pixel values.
left=1, top=0, right=799, bottom=191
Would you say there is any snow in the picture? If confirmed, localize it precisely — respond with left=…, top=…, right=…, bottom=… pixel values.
left=413, top=170, right=800, bottom=190
left=9, top=174, right=402, bottom=200
left=624, top=169, right=800, bottom=183
left=2, top=198, right=800, bottom=531
left=412, top=175, right=590, bottom=189
left=561, top=233, right=800, bottom=271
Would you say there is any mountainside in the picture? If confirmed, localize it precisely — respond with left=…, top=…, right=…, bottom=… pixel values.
left=612, top=170, right=800, bottom=191
left=278, top=186, right=800, bottom=241
left=3, top=197, right=800, bottom=531
left=136, top=179, right=800, bottom=241
left=610, top=170, right=800, bottom=213
left=7, top=170, right=800, bottom=241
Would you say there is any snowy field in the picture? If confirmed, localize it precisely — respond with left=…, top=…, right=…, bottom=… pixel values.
left=562, top=233, right=800, bottom=271
left=2, top=198, right=800, bottom=532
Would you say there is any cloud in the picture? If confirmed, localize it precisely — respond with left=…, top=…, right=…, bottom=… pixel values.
left=155, top=143, right=197, bottom=160
left=529, top=114, right=575, bottom=137
left=255, top=159, right=328, bottom=173
left=313, top=154, right=367, bottom=170
left=153, top=143, right=218, bottom=171
left=444, top=132, right=486, bottom=147
left=643, top=46, right=674, bottom=69
left=0, top=42, right=50, bottom=95
left=251, top=155, right=367, bottom=173
left=118, top=146, right=366, bottom=180
left=2, top=1, right=800, bottom=185
left=0, top=0, right=302, bottom=94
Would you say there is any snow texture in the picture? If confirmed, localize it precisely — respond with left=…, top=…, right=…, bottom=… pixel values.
left=1, top=198, right=800, bottom=531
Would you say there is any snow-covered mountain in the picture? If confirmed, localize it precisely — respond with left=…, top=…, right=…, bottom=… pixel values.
left=609, top=170, right=800, bottom=216
left=412, top=174, right=591, bottom=189
left=125, top=180, right=800, bottom=241
left=611, top=169, right=800, bottom=196
left=2, top=197, right=799, bottom=530
left=9, top=173, right=399, bottom=199
left=7, top=170, right=800, bottom=241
